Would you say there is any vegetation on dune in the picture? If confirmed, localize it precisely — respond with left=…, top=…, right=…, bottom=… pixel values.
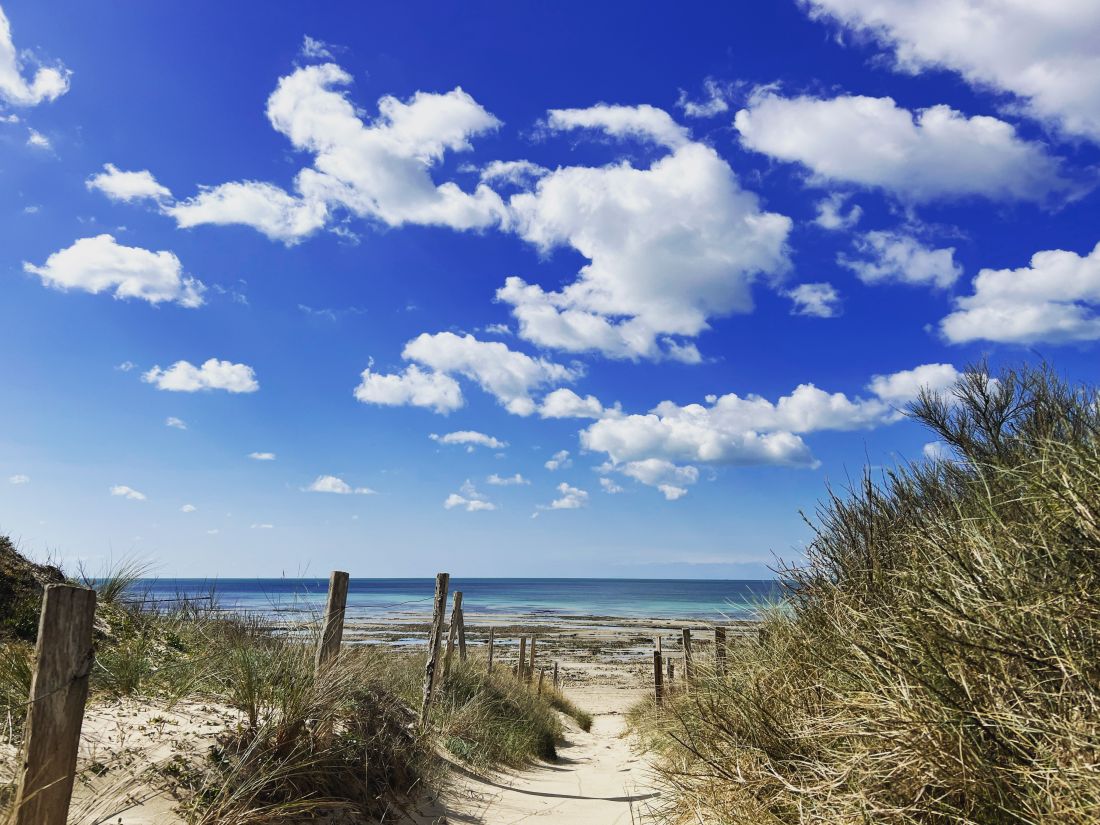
left=632, top=364, right=1100, bottom=824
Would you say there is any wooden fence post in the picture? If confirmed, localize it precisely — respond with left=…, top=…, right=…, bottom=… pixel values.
left=420, top=573, right=449, bottom=726
left=486, top=626, right=495, bottom=674
left=14, top=584, right=97, bottom=825
left=527, top=635, right=536, bottom=684
left=682, top=628, right=693, bottom=682
left=537, top=668, right=545, bottom=695
left=457, top=607, right=467, bottom=662
left=517, top=636, right=527, bottom=681
left=553, top=660, right=559, bottom=689
left=652, top=643, right=664, bottom=707
left=442, top=591, right=463, bottom=679
left=667, top=658, right=675, bottom=682
left=314, top=571, right=349, bottom=678
left=714, top=625, right=727, bottom=678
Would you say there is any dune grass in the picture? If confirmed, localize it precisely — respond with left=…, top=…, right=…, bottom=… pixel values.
left=631, top=363, right=1100, bottom=824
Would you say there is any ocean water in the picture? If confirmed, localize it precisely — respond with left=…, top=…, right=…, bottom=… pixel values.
left=132, top=578, right=782, bottom=622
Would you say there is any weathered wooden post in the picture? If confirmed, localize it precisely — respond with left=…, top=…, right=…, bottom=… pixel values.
left=457, top=606, right=467, bottom=662
left=442, top=591, right=463, bottom=679
left=667, top=658, right=675, bottom=682
left=714, top=625, right=727, bottom=678
left=420, top=573, right=449, bottom=726
left=527, top=635, right=537, bottom=684
left=553, top=660, right=559, bottom=689
left=486, top=625, right=495, bottom=674
left=537, top=668, right=545, bottom=695
left=314, top=571, right=349, bottom=678
left=517, top=636, right=527, bottom=680
left=652, top=641, right=664, bottom=707
left=14, top=584, right=97, bottom=825
left=682, top=627, right=694, bottom=682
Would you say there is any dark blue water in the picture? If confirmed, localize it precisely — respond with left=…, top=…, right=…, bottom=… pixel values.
left=133, top=578, right=782, bottom=622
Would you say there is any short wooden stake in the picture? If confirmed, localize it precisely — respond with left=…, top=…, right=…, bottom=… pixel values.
left=420, top=572, right=449, bottom=726
left=486, top=626, right=495, bottom=674
left=14, top=584, right=97, bottom=825
left=553, top=660, right=559, bottom=689
left=714, top=625, right=727, bottom=678
left=314, top=571, right=349, bottom=678
left=537, top=668, right=545, bottom=695
left=517, top=636, right=527, bottom=681
left=527, top=635, right=537, bottom=683
left=457, top=607, right=467, bottom=662
left=442, top=591, right=463, bottom=679
left=667, top=657, right=675, bottom=682
left=682, top=628, right=694, bottom=682
left=652, top=646, right=664, bottom=706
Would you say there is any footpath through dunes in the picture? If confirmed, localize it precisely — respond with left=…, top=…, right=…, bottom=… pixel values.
left=413, top=684, right=657, bottom=825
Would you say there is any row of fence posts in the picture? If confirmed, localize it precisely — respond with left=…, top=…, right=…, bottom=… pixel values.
left=652, top=625, right=729, bottom=706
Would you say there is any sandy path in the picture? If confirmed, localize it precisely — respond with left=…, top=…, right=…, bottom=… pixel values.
left=416, top=685, right=657, bottom=825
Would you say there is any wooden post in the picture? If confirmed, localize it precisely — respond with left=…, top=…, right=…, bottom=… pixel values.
left=14, top=584, right=97, bottom=825
left=682, top=628, right=693, bottom=682
left=553, top=660, right=559, bottom=689
left=527, top=635, right=537, bottom=683
left=667, top=658, right=675, bottom=682
left=457, top=607, right=467, bottom=662
left=653, top=645, right=664, bottom=706
left=537, top=668, right=545, bottom=695
left=714, top=625, right=727, bottom=678
left=314, top=571, right=349, bottom=678
left=442, top=591, right=463, bottom=679
left=420, top=573, right=449, bottom=726
left=486, top=626, right=495, bottom=674
left=517, top=636, right=527, bottom=681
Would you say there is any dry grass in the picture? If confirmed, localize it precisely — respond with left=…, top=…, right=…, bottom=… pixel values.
left=631, top=363, right=1100, bottom=824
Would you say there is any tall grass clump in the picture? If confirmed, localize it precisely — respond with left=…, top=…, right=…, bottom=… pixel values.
left=633, top=364, right=1100, bottom=824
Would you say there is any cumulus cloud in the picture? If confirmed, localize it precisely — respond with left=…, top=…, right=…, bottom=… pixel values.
left=940, top=241, right=1100, bottom=344
left=180, top=503, right=196, bottom=513
left=676, top=78, right=733, bottom=118
left=25, top=127, right=48, bottom=149
left=786, top=282, right=841, bottom=317
left=0, top=6, right=69, bottom=106
left=430, top=430, right=508, bottom=449
left=923, top=441, right=953, bottom=461
left=599, top=477, right=624, bottom=494
left=165, top=416, right=187, bottom=430
left=143, top=359, right=258, bottom=393
left=487, top=473, right=529, bottom=486
left=539, top=388, right=610, bottom=419
left=23, top=234, right=205, bottom=307
left=866, top=363, right=962, bottom=404
left=497, top=103, right=792, bottom=361
left=479, top=160, right=548, bottom=187
left=87, top=164, right=172, bottom=203
left=111, top=485, right=146, bottom=501
left=9, top=474, right=29, bottom=485
left=443, top=479, right=496, bottom=511
left=839, top=230, right=962, bottom=288
left=354, top=363, right=463, bottom=414
left=545, top=449, right=572, bottom=471
left=304, top=475, right=375, bottom=495
left=814, top=193, right=862, bottom=230
left=802, top=0, right=1100, bottom=142
left=735, top=92, right=1067, bottom=202
left=248, top=452, right=276, bottom=460
left=165, top=63, right=505, bottom=243
left=535, top=482, right=589, bottom=513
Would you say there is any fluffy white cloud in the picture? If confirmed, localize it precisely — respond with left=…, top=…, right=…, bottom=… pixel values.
left=165, top=416, right=187, bottom=430
left=111, top=485, right=146, bottom=501
left=430, top=430, right=508, bottom=449
left=87, top=164, right=172, bottom=203
left=304, top=475, right=375, bottom=495
left=545, top=449, right=572, bottom=471
left=180, top=504, right=197, bottom=513
left=539, top=388, right=609, bottom=420
left=487, top=473, right=529, bottom=486
left=599, top=477, right=624, bottom=494
left=142, top=358, right=259, bottom=393
left=444, top=479, right=496, bottom=511
left=802, top=0, right=1100, bottom=142
left=839, top=231, right=962, bottom=288
left=786, top=282, right=841, bottom=317
left=300, top=35, right=335, bottom=60
left=940, top=241, right=1100, bottom=343
left=166, top=63, right=505, bottom=243
left=25, top=127, right=48, bottom=149
left=354, top=363, right=463, bottom=414
left=676, top=78, right=733, bottom=118
left=23, top=235, right=205, bottom=308
left=536, top=482, right=589, bottom=512
left=814, top=193, right=862, bottom=230
left=923, top=441, right=953, bottom=461
left=248, top=452, right=276, bottom=460
left=583, top=364, right=960, bottom=495
left=735, top=92, right=1067, bottom=202
left=497, top=104, right=792, bottom=361
left=479, top=160, right=548, bottom=187
left=9, top=474, right=29, bottom=485
left=0, top=6, right=69, bottom=106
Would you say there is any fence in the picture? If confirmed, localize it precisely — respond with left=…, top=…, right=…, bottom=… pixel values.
left=651, top=624, right=735, bottom=706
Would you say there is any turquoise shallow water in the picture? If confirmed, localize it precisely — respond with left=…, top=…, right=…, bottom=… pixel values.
left=133, top=578, right=782, bottom=622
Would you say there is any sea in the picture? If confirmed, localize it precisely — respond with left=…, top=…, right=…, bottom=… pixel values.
left=132, top=578, right=783, bottom=623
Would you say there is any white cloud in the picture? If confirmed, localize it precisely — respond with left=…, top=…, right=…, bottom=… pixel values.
left=430, top=430, right=508, bottom=449
left=354, top=363, right=463, bottom=414
left=87, top=163, right=172, bottom=203
left=142, top=358, right=259, bottom=393
left=206, top=529, right=219, bottom=535
left=115, top=361, right=137, bottom=372
left=166, top=63, right=505, bottom=243
left=599, top=477, right=624, bottom=494
left=304, top=474, right=375, bottom=495
left=180, top=503, right=196, bottom=513
left=444, top=479, right=496, bottom=511
left=497, top=104, right=792, bottom=361
left=110, top=485, right=146, bottom=501
left=866, top=363, right=961, bottom=404
left=0, top=6, right=69, bottom=106
left=300, top=35, right=335, bottom=60
left=923, top=441, right=953, bottom=461
left=165, top=416, right=187, bottom=430
left=839, top=230, right=962, bottom=288
left=536, top=482, right=589, bottom=512
left=786, top=282, right=841, bottom=318
left=735, top=92, right=1067, bottom=202
left=940, top=240, right=1100, bottom=344
left=26, top=127, right=48, bottom=149
left=620, top=458, right=700, bottom=500
left=479, top=160, right=548, bottom=187
left=250, top=523, right=274, bottom=530
left=23, top=234, right=205, bottom=307
left=802, top=0, right=1100, bottom=142
left=248, top=452, right=276, bottom=461
left=9, top=474, right=29, bottom=485
left=676, top=78, right=733, bottom=118
left=545, top=449, right=572, bottom=471
left=487, top=472, right=529, bottom=486
left=814, top=193, right=862, bottom=231
left=539, top=388, right=609, bottom=420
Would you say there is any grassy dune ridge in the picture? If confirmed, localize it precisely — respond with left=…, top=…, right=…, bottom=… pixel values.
left=631, top=364, right=1100, bottom=824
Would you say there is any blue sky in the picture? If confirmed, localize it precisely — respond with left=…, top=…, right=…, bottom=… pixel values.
left=2, top=2, right=1099, bottom=578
